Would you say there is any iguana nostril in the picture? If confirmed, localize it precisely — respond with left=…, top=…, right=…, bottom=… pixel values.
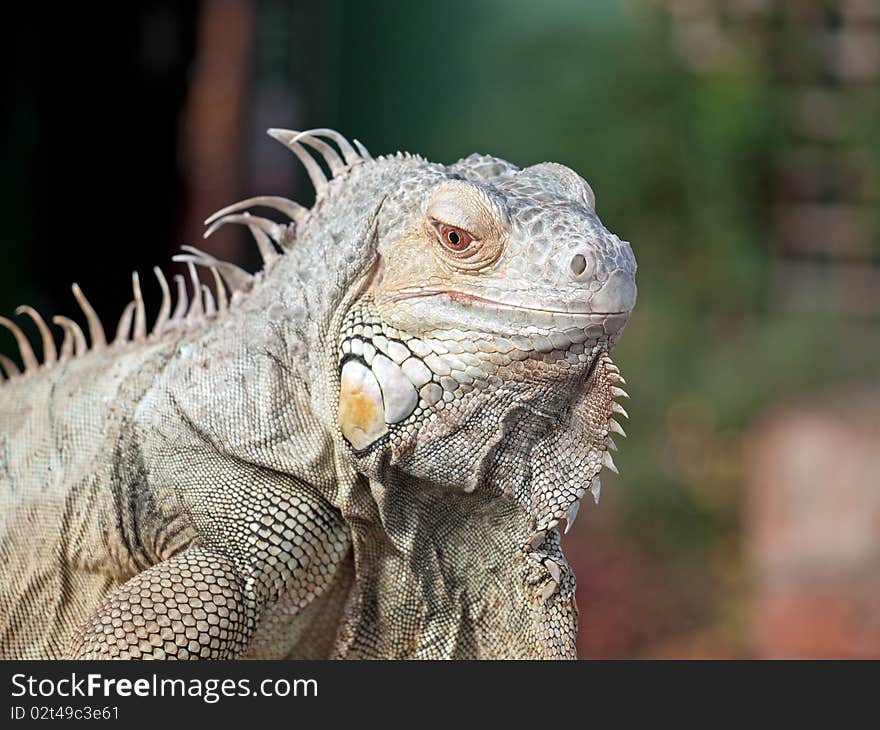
left=570, top=253, right=588, bottom=278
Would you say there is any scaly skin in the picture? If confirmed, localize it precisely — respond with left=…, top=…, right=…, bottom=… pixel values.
left=0, top=128, right=636, bottom=659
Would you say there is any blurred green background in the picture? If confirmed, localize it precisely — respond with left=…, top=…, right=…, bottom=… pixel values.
left=2, top=0, right=879, bottom=657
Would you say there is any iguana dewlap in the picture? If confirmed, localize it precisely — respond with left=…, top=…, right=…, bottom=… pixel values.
left=0, top=128, right=637, bottom=659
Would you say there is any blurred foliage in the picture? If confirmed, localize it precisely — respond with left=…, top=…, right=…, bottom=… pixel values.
left=334, top=0, right=780, bottom=545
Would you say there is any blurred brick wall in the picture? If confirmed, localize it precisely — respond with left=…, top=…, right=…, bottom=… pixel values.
left=746, top=390, right=880, bottom=657
left=658, top=0, right=880, bottom=318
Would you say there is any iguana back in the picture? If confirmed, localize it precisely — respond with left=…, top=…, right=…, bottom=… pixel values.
left=0, top=337, right=184, bottom=656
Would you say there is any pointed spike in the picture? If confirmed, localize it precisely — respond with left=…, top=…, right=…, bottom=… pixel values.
left=131, top=272, right=147, bottom=341
left=177, top=246, right=254, bottom=292
left=203, top=213, right=284, bottom=244
left=612, top=401, right=629, bottom=419
left=287, top=137, right=329, bottom=191
left=0, top=353, right=20, bottom=379
left=0, top=316, right=38, bottom=372
left=590, top=476, right=602, bottom=504
left=198, top=211, right=284, bottom=267
left=543, top=559, right=562, bottom=584
left=245, top=218, right=280, bottom=267
left=210, top=267, right=228, bottom=313
left=171, top=275, right=188, bottom=323
left=185, top=263, right=203, bottom=323
left=56, top=322, right=72, bottom=359
left=267, top=127, right=294, bottom=142
left=353, top=139, right=372, bottom=160
left=611, top=386, right=630, bottom=400
left=607, top=437, right=618, bottom=452
left=294, top=130, right=346, bottom=176
left=151, top=267, right=171, bottom=337
left=204, top=195, right=307, bottom=226
left=70, top=320, right=87, bottom=356
left=609, top=418, right=627, bottom=437
left=114, top=301, right=136, bottom=345
left=201, top=285, right=216, bottom=317
left=52, top=316, right=87, bottom=357
left=308, top=128, right=361, bottom=166
left=15, top=306, right=57, bottom=365
left=71, top=283, right=107, bottom=349
left=267, top=128, right=329, bottom=194
left=602, top=450, right=619, bottom=474
left=609, top=373, right=627, bottom=385
left=564, top=500, right=580, bottom=534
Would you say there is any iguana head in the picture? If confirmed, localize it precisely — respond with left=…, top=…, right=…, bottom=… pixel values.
left=370, top=158, right=635, bottom=345
left=335, top=151, right=636, bottom=496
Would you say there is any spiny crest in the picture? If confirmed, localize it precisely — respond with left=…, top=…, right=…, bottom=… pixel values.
left=0, top=264, right=233, bottom=382
left=0, top=127, right=374, bottom=383
left=526, top=352, right=630, bottom=554
left=203, top=127, right=374, bottom=251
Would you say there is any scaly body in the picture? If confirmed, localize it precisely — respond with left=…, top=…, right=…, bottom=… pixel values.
left=0, top=129, right=636, bottom=658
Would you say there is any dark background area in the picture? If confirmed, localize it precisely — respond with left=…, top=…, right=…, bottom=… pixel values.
left=2, top=0, right=879, bottom=658
left=2, top=5, right=198, bottom=322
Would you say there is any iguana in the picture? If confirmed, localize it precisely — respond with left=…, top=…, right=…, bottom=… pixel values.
left=0, top=128, right=636, bottom=659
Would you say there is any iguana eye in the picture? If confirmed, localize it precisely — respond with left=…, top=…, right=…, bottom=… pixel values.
left=432, top=221, right=474, bottom=253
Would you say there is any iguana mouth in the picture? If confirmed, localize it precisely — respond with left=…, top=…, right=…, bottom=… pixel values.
left=388, top=289, right=628, bottom=317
